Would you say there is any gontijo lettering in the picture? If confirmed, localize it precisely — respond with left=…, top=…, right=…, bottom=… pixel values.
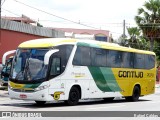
left=118, top=71, right=143, bottom=78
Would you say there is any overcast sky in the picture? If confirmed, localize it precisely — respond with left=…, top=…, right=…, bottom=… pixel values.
left=1, top=0, right=147, bottom=39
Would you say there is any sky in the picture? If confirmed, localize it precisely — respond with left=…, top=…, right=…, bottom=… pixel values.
left=1, top=0, right=147, bottom=39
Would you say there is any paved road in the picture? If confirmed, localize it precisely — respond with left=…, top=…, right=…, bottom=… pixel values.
left=0, top=93, right=160, bottom=111
left=0, top=85, right=160, bottom=111
left=0, top=85, right=160, bottom=119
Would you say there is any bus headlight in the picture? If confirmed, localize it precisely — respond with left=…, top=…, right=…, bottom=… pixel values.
left=34, top=85, right=49, bottom=91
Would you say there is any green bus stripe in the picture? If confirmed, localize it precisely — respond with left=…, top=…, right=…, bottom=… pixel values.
left=88, top=66, right=112, bottom=92
left=77, top=42, right=100, bottom=48
left=24, top=83, right=41, bottom=89
left=100, top=67, right=121, bottom=91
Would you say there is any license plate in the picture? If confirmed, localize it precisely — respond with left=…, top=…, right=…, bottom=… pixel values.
left=19, top=94, right=27, bottom=99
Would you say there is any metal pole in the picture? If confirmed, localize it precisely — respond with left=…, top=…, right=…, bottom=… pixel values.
left=150, top=37, right=154, bottom=51
left=123, top=20, right=125, bottom=38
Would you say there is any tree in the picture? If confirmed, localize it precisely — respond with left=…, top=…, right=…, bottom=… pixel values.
left=127, top=27, right=140, bottom=48
left=37, top=22, right=43, bottom=27
left=118, top=27, right=149, bottom=50
left=135, top=0, right=160, bottom=51
left=118, top=35, right=128, bottom=47
left=127, top=27, right=150, bottom=50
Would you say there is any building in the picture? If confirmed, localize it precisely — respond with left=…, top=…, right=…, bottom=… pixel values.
left=0, top=16, right=64, bottom=64
left=53, top=28, right=110, bottom=42
left=1, top=15, right=36, bottom=24
left=0, top=15, right=111, bottom=64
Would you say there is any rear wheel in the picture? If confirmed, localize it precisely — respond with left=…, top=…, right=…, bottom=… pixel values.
left=66, top=86, right=80, bottom=106
left=35, top=101, right=46, bottom=105
left=125, top=86, right=140, bottom=102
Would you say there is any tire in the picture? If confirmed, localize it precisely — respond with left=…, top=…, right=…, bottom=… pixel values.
left=125, top=86, right=140, bottom=102
left=66, top=86, right=80, bottom=106
left=103, top=97, right=114, bottom=102
left=35, top=101, right=46, bottom=105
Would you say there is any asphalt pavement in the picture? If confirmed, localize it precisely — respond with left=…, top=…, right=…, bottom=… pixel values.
left=0, top=84, right=160, bottom=98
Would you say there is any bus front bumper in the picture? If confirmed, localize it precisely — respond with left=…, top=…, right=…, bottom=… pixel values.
left=8, top=87, right=53, bottom=101
left=8, top=87, right=65, bottom=101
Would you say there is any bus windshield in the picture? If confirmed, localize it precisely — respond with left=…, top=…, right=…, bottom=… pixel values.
left=11, top=49, right=49, bottom=81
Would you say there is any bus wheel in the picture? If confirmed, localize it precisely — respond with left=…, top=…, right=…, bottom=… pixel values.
left=66, top=86, right=80, bottom=106
left=103, top=97, right=114, bottom=102
left=125, top=86, right=140, bottom=102
left=35, top=101, right=46, bottom=105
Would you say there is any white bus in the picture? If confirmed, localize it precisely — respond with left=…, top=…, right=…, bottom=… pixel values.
left=8, top=38, right=156, bottom=105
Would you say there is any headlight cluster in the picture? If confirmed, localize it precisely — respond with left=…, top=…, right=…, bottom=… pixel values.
left=34, top=85, right=49, bottom=91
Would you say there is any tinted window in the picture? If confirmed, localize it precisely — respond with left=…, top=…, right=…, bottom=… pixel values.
left=134, top=53, right=145, bottom=69
left=91, top=48, right=107, bottom=67
left=53, top=45, right=73, bottom=72
left=107, top=50, right=122, bottom=68
left=73, top=46, right=91, bottom=66
left=145, top=55, right=155, bottom=69
left=55, top=45, right=73, bottom=65
left=50, top=58, right=61, bottom=76
left=122, top=52, right=134, bottom=68
left=73, top=46, right=155, bottom=70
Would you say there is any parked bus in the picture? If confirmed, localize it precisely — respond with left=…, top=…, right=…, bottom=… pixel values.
left=0, top=50, right=16, bottom=86
left=8, top=38, right=156, bottom=105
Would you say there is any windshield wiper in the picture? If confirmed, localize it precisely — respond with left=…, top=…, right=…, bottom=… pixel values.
left=23, top=59, right=32, bottom=81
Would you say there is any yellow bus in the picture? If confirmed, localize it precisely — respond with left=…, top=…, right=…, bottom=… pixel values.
left=8, top=38, right=156, bottom=105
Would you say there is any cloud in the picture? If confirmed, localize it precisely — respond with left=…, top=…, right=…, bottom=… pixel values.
left=1, top=0, right=146, bottom=39
left=49, top=0, right=83, bottom=12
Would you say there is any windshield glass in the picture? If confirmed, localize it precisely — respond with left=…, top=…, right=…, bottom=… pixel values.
left=11, top=49, right=49, bottom=81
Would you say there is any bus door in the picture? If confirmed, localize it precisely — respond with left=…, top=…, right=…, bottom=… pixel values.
left=48, top=54, right=62, bottom=93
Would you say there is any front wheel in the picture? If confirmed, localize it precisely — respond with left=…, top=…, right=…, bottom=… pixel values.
left=125, top=86, right=140, bottom=102
left=66, top=86, right=80, bottom=106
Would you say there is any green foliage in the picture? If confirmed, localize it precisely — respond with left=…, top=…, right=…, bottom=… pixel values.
left=135, top=0, right=160, bottom=41
left=134, top=0, right=160, bottom=57
left=118, top=27, right=150, bottom=50
left=153, top=42, right=160, bottom=60
left=37, top=22, right=43, bottom=27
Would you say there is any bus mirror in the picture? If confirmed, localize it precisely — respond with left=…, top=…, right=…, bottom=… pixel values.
left=2, top=50, right=16, bottom=66
left=44, top=49, right=59, bottom=65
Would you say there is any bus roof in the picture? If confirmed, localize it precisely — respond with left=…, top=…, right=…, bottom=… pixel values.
left=18, top=38, right=155, bottom=55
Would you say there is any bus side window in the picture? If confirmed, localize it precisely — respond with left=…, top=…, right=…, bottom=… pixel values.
left=91, top=48, right=107, bottom=67
left=145, top=55, right=155, bottom=69
left=73, top=46, right=91, bottom=66
left=122, top=52, right=134, bottom=68
left=50, top=57, right=61, bottom=76
left=73, top=47, right=81, bottom=65
left=134, top=53, right=145, bottom=69
left=107, top=50, right=122, bottom=68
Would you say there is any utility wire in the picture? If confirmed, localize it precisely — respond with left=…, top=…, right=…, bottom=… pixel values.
left=13, top=0, right=99, bottom=29
left=2, top=8, right=124, bottom=35
left=2, top=8, right=21, bottom=17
